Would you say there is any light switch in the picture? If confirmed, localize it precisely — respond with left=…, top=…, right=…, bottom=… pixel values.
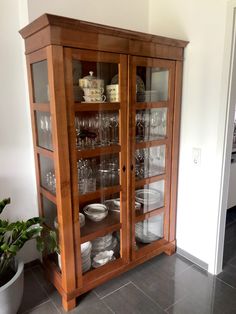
left=192, top=148, right=201, bottom=165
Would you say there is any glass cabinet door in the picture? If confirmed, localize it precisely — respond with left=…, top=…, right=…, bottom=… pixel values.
left=65, top=48, right=128, bottom=277
left=130, top=56, right=175, bottom=259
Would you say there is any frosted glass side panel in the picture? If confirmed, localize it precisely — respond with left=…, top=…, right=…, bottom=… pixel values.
left=42, top=196, right=57, bottom=229
left=31, top=60, right=49, bottom=103
left=39, top=155, right=56, bottom=194
left=35, top=111, right=53, bottom=151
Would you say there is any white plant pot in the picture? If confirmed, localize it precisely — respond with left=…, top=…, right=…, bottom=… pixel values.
left=0, top=259, right=24, bottom=314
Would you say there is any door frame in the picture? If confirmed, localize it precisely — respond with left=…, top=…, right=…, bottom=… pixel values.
left=214, top=1, right=236, bottom=274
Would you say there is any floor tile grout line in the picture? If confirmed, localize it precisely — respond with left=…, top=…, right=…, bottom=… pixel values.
left=22, top=299, right=54, bottom=314
left=130, top=280, right=164, bottom=310
left=100, top=281, right=132, bottom=300
left=170, top=263, right=195, bottom=280
left=29, top=266, right=62, bottom=313
left=216, top=276, right=236, bottom=290
left=172, top=263, right=195, bottom=280
left=164, top=294, right=188, bottom=312
left=100, top=298, right=116, bottom=314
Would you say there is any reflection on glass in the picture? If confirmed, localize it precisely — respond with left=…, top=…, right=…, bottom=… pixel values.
left=32, top=60, right=49, bottom=103
left=78, top=154, right=119, bottom=195
left=135, top=214, right=164, bottom=246
left=72, top=60, right=119, bottom=103
left=135, top=145, right=165, bottom=180
left=136, top=66, right=169, bottom=102
left=35, top=111, right=53, bottom=151
left=75, top=111, right=119, bottom=150
left=136, top=108, right=167, bottom=141
left=42, top=196, right=57, bottom=229
left=39, top=155, right=56, bottom=194
left=135, top=180, right=165, bottom=214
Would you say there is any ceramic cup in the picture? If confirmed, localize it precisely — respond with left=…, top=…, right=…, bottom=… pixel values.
left=107, top=94, right=119, bottom=102
left=106, top=84, right=119, bottom=94
left=83, top=87, right=104, bottom=96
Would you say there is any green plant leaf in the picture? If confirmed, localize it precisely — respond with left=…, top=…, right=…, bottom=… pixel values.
left=0, top=198, right=10, bottom=214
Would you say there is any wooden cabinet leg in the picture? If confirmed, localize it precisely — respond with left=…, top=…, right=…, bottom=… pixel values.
left=164, top=245, right=176, bottom=256
left=62, top=297, right=76, bottom=312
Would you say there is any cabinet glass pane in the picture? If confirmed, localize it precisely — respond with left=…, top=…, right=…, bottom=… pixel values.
left=39, top=155, right=56, bottom=194
left=80, top=231, right=120, bottom=273
left=136, top=66, right=169, bottom=102
left=75, top=111, right=119, bottom=150
left=78, top=154, right=120, bottom=195
left=135, top=145, right=165, bottom=180
left=31, top=60, right=49, bottom=103
left=135, top=213, right=164, bottom=247
left=135, top=180, right=165, bottom=215
left=42, top=196, right=57, bottom=229
left=73, top=60, right=119, bottom=103
left=136, top=108, right=167, bottom=142
left=35, top=111, right=53, bottom=151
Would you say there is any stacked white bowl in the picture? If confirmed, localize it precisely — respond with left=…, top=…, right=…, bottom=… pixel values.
left=81, top=241, right=92, bottom=273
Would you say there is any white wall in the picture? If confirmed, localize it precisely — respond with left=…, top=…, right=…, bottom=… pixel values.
left=0, top=0, right=39, bottom=262
left=0, top=0, right=150, bottom=263
left=26, top=0, right=149, bottom=32
left=149, top=0, right=229, bottom=273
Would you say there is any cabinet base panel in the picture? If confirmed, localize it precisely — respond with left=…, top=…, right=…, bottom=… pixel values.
left=62, top=298, right=76, bottom=312
left=45, top=240, right=176, bottom=312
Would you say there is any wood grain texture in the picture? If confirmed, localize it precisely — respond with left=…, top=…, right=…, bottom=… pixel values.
left=21, top=14, right=187, bottom=312
left=20, top=14, right=188, bottom=60
left=46, top=46, right=76, bottom=308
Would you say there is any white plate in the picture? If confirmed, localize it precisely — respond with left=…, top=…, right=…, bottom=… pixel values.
left=135, top=189, right=162, bottom=205
left=81, top=241, right=92, bottom=254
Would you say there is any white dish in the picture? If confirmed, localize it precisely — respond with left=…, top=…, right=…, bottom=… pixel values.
left=93, top=250, right=114, bottom=265
left=135, top=189, right=162, bottom=205
left=79, top=212, right=85, bottom=227
left=83, top=204, right=108, bottom=222
left=81, top=241, right=92, bottom=254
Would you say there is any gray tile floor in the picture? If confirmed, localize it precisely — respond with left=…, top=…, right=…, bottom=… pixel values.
left=19, top=217, right=236, bottom=314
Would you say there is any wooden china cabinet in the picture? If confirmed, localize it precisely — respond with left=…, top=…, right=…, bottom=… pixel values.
left=20, top=14, right=188, bottom=311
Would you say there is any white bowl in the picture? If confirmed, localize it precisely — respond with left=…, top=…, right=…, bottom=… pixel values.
left=83, top=204, right=108, bottom=222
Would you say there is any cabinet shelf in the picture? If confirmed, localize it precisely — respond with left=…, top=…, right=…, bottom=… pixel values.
left=75, top=102, right=120, bottom=112
left=135, top=206, right=165, bottom=223
left=135, top=174, right=166, bottom=188
left=40, top=187, right=57, bottom=204
left=36, top=146, right=54, bottom=158
left=32, top=103, right=50, bottom=112
left=135, top=139, right=168, bottom=150
left=79, top=186, right=122, bottom=204
left=135, top=102, right=169, bottom=110
left=77, top=145, right=121, bottom=159
left=80, top=211, right=121, bottom=243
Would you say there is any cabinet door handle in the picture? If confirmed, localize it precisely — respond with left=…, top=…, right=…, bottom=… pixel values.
left=131, top=165, right=134, bottom=171
left=122, top=165, right=126, bottom=172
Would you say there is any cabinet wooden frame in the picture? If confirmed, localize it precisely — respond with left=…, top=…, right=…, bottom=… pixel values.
left=20, top=14, right=188, bottom=311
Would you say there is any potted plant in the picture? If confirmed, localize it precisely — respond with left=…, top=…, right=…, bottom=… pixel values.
left=0, top=198, right=58, bottom=314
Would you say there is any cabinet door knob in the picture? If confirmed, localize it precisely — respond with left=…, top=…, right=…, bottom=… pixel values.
left=122, top=165, right=126, bottom=172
